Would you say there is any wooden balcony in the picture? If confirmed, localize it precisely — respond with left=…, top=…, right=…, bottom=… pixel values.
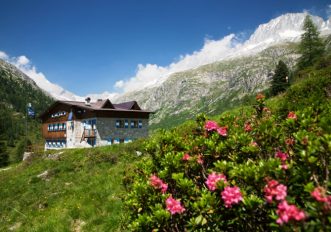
left=83, top=129, right=96, bottom=138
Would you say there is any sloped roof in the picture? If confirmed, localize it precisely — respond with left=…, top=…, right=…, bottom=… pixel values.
left=39, top=99, right=152, bottom=119
left=113, top=101, right=141, bottom=110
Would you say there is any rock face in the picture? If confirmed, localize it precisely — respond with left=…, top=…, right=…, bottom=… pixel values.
left=116, top=43, right=299, bottom=127
left=0, top=59, right=40, bottom=89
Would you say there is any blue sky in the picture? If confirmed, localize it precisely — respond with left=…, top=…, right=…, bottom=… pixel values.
left=0, top=0, right=330, bottom=96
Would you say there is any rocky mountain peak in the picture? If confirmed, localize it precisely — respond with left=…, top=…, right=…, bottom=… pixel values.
left=246, top=13, right=327, bottom=46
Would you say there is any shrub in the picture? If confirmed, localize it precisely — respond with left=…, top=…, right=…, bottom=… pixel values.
left=124, top=94, right=331, bottom=231
left=0, top=141, right=9, bottom=167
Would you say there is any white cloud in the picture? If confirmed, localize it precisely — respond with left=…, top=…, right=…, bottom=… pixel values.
left=17, top=55, right=30, bottom=65
left=0, top=51, right=8, bottom=59
left=115, top=34, right=239, bottom=93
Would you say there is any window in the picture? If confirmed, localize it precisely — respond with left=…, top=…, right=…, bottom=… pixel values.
left=63, top=123, right=66, bottom=130
left=49, top=124, right=54, bottom=131
left=138, top=120, right=143, bottom=128
left=59, top=123, right=63, bottom=130
left=115, top=120, right=125, bottom=128
left=124, top=120, right=129, bottom=128
left=124, top=138, right=132, bottom=143
left=131, top=120, right=139, bottom=128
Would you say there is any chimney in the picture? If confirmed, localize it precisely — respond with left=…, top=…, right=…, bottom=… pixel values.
left=85, top=97, right=91, bottom=106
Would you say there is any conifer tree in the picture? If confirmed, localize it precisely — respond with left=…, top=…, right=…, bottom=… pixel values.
left=271, top=60, right=289, bottom=96
left=297, top=15, right=324, bottom=69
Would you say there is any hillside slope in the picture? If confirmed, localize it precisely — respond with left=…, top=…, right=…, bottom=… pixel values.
left=0, top=59, right=53, bottom=114
left=0, top=142, right=144, bottom=232
left=117, top=43, right=299, bottom=129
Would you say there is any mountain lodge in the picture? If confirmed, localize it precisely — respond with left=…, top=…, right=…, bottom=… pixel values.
left=39, top=98, right=152, bottom=149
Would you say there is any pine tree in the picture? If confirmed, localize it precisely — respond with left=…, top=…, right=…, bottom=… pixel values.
left=297, top=15, right=324, bottom=69
left=271, top=60, right=289, bottom=96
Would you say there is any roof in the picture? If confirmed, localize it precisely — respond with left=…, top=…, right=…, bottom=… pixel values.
left=39, top=99, right=153, bottom=119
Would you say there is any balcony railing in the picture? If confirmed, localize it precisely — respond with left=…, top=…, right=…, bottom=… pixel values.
left=83, top=129, right=96, bottom=138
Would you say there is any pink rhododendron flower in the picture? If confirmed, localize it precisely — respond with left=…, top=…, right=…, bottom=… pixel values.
left=205, top=172, right=227, bottom=191
left=276, top=200, right=306, bottom=225
left=161, top=183, right=168, bottom=194
left=182, top=153, right=191, bottom=161
left=281, top=164, right=288, bottom=170
left=275, top=151, right=288, bottom=161
left=311, top=187, right=331, bottom=210
left=150, top=175, right=168, bottom=193
left=166, top=196, right=185, bottom=215
left=264, top=180, right=287, bottom=203
left=311, top=187, right=329, bottom=202
left=197, top=154, right=204, bottom=164
left=275, top=151, right=289, bottom=170
left=221, top=186, right=243, bottom=208
left=244, top=122, right=252, bottom=132
left=217, top=126, right=228, bottom=137
left=204, top=120, right=219, bottom=131
left=250, top=141, right=258, bottom=147
left=287, top=111, right=297, bottom=120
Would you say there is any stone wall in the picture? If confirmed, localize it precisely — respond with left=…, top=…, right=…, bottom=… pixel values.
left=96, top=117, right=149, bottom=143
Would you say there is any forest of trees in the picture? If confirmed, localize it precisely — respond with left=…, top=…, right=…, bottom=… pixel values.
left=0, top=66, right=53, bottom=166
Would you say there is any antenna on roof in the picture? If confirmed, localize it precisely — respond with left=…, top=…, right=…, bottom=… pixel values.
left=85, top=97, right=91, bottom=106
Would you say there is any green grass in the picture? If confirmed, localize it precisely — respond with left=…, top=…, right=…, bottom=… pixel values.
left=0, top=141, right=145, bottom=232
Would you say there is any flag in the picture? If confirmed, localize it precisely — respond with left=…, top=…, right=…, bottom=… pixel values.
left=27, top=103, right=35, bottom=118
left=68, top=111, right=73, bottom=121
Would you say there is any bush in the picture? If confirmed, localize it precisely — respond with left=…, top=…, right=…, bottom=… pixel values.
left=0, top=141, right=9, bottom=167
left=12, top=138, right=31, bottom=163
left=124, top=94, right=331, bottom=231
